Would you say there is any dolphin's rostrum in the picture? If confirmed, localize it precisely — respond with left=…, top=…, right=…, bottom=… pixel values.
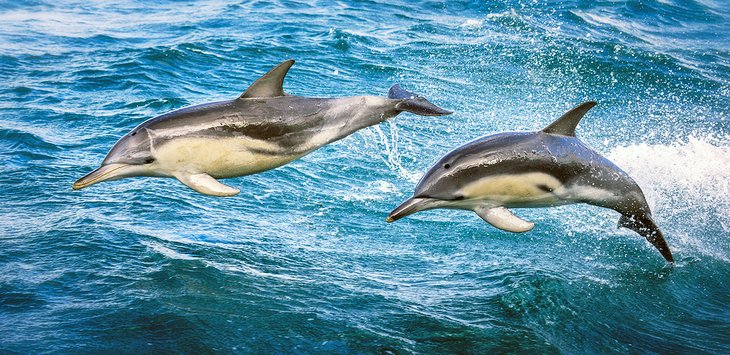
left=73, top=60, right=451, bottom=196
left=387, top=102, right=673, bottom=262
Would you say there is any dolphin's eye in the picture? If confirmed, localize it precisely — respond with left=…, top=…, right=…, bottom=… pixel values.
left=144, top=158, right=155, bottom=164
left=443, top=163, right=451, bottom=169
left=131, top=131, right=137, bottom=136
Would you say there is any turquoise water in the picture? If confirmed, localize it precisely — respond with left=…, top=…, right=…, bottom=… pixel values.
left=1, top=0, right=729, bottom=352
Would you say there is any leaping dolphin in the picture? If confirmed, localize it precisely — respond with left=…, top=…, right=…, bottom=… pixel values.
left=73, top=60, right=451, bottom=196
left=387, top=102, right=673, bottom=262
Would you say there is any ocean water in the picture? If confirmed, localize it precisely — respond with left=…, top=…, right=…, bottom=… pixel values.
left=1, top=0, right=728, bottom=352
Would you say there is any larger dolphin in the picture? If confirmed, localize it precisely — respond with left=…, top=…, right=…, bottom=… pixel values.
left=387, top=102, right=673, bottom=262
left=73, top=60, right=451, bottom=196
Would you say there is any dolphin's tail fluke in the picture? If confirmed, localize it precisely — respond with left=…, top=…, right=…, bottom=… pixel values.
left=388, top=84, right=452, bottom=116
left=619, top=214, right=674, bottom=262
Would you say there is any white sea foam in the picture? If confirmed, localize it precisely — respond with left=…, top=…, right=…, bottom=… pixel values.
left=459, top=19, right=483, bottom=28
left=607, top=135, right=730, bottom=220
left=140, top=241, right=198, bottom=260
left=459, top=10, right=520, bottom=29
left=606, top=134, right=730, bottom=261
left=203, top=260, right=304, bottom=282
left=486, top=9, right=519, bottom=20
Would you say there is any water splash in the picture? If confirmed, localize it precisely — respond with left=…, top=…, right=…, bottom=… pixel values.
left=607, top=134, right=730, bottom=261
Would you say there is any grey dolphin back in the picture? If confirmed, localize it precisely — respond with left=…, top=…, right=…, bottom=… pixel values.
left=542, top=101, right=597, bottom=136
left=240, top=59, right=295, bottom=99
left=388, top=84, right=452, bottom=116
left=619, top=214, right=674, bottom=262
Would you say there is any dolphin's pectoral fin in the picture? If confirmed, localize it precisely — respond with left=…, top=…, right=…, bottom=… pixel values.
left=174, top=172, right=240, bottom=197
left=474, top=206, right=535, bottom=233
left=239, top=60, right=295, bottom=99
left=618, top=214, right=674, bottom=262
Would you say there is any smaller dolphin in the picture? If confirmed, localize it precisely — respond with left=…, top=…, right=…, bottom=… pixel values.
left=387, top=102, right=673, bottom=262
left=73, top=60, right=451, bottom=196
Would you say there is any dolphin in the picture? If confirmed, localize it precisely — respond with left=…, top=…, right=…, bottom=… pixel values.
left=387, top=102, right=673, bottom=262
left=73, top=60, right=451, bottom=196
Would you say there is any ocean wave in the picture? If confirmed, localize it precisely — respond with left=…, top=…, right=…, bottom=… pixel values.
left=0, top=122, right=65, bottom=150
left=140, top=241, right=199, bottom=261
left=1, top=0, right=728, bottom=352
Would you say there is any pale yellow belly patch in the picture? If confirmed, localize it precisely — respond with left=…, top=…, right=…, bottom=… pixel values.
left=458, top=172, right=563, bottom=204
left=152, top=137, right=302, bottom=178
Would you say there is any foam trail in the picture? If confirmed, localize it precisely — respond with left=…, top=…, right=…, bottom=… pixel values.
left=140, top=241, right=199, bottom=260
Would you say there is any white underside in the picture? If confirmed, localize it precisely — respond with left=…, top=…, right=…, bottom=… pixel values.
left=146, top=96, right=392, bottom=178
left=456, top=172, right=617, bottom=208
left=150, top=136, right=305, bottom=178
left=439, top=172, right=619, bottom=232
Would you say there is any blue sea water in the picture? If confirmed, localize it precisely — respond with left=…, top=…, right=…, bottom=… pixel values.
left=1, top=0, right=729, bottom=352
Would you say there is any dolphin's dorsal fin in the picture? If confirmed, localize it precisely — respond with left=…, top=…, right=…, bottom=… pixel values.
left=239, top=60, right=295, bottom=99
left=541, top=101, right=597, bottom=136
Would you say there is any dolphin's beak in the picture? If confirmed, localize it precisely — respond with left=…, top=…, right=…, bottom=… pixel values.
left=386, top=197, right=438, bottom=222
left=72, top=163, right=131, bottom=190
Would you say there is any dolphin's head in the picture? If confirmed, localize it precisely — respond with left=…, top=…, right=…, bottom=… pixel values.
left=73, top=128, right=156, bottom=190
left=387, top=133, right=538, bottom=222
left=387, top=152, right=473, bottom=222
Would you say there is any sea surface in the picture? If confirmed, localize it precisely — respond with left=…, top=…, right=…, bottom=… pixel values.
left=1, top=0, right=728, bottom=353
